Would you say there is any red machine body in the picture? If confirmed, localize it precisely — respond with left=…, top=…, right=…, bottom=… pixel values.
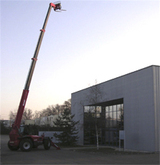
left=8, top=2, right=63, bottom=152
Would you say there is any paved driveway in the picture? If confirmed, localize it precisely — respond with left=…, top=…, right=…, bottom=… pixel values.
left=1, top=135, right=159, bottom=165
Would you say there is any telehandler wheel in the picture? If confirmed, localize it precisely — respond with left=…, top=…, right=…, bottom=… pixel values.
left=43, top=138, right=51, bottom=150
left=20, top=138, right=33, bottom=152
left=8, top=141, right=19, bottom=151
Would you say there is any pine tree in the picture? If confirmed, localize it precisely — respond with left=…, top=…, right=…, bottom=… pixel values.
left=53, top=108, right=79, bottom=146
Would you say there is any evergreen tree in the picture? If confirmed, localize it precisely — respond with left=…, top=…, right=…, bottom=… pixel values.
left=53, top=108, right=79, bottom=146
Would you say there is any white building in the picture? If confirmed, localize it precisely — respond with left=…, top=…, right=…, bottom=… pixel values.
left=35, top=115, right=59, bottom=127
left=71, top=65, right=160, bottom=152
left=25, top=120, right=35, bottom=125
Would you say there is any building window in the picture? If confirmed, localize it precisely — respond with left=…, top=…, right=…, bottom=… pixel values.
left=84, top=99, right=124, bottom=147
left=105, top=104, right=124, bottom=147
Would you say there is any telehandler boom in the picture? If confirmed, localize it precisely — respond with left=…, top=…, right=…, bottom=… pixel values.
left=8, top=2, right=64, bottom=152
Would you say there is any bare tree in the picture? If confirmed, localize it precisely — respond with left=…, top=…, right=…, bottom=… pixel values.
left=34, top=99, right=71, bottom=118
left=9, top=110, right=17, bottom=120
left=85, top=80, right=103, bottom=150
left=9, top=99, right=71, bottom=123
left=33, top=110, right=41, bottom=119
left=55, top=104, right=62, bottom=115
left=62, top=99, right=71, bottom=111
left=22, top=108, right=34, bottom=120
left=9, top=108, right=33, bottom=120
left=38, top=104, right=63, bottom=117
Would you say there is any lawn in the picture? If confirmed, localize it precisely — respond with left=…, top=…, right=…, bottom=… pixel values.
left=68, top=146, right=154, bottom=155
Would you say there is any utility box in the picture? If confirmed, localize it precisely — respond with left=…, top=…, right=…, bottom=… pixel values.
left=119, top=130, right=125, bottom=140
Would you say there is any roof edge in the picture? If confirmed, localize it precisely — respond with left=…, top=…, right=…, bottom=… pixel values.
left=72, top=65, right=160, bottom=95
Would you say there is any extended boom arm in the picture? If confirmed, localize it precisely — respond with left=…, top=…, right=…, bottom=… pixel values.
left=10, top=2, right=62, bottom=137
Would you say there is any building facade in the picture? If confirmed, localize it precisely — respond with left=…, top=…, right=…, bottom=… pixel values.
left=71, top=65, right=160, bottom=152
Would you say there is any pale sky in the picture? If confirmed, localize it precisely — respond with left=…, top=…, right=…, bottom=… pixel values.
left=1, top=0, right=160, bottom=119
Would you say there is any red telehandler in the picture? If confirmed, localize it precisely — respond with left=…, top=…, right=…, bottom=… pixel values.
left=8, top=2, right=64, bottom=152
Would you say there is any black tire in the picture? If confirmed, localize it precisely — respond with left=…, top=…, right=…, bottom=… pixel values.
left=20, top=138, right=33, bottom=152
left=43, top=139, right=51, bottom=150
left=8, top=141, right=19, bottom=151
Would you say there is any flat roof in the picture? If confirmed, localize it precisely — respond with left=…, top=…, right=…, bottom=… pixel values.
left=72, top=65, right=160, bottom=95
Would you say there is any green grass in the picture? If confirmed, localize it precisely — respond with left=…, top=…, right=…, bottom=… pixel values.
left=74, top=147, right=116, bottom=154
left=70, top=147, right=153, bottom=155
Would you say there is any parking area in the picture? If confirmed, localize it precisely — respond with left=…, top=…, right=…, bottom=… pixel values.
left=1, top=135, right=159, bottom=165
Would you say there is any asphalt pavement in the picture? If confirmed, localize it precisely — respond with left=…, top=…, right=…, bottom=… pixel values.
left=1, top=135, right=159, bottom=165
